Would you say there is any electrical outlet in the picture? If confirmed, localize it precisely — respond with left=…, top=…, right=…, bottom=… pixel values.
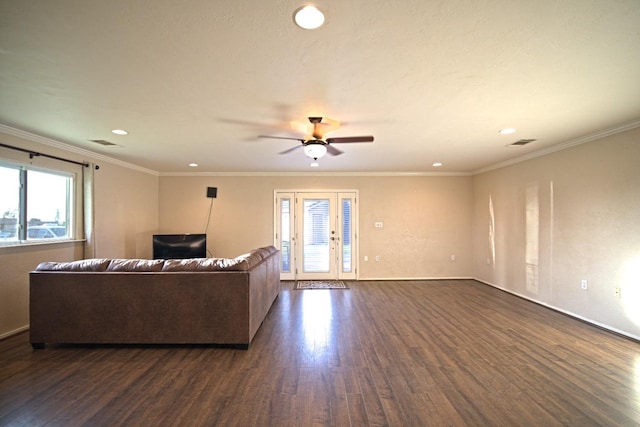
left=364, top=255, right=368, bottom=262
left=581, top=280, right=588, bottom=290
left=375, top=255, right=380, bottom=262
left=450, top=254, right=456, bottom=262
left=614, top=287, right=621, bottom=298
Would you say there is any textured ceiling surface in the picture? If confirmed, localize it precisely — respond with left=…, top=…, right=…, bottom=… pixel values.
left=1, top=0, right=639, bottom=173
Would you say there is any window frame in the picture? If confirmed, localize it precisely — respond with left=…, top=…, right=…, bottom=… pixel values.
left=0, top=160, right=78, bottom=246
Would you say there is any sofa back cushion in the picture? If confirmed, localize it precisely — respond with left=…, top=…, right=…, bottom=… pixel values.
left=106, top=259, right=165, bottom=272
left=34, top=246, right=278, bottom=273
left=161, top=257, right=244, bottom=271
left=162, top=246, right=277, bottom=271
left=35, top=259, right=111, bottom=272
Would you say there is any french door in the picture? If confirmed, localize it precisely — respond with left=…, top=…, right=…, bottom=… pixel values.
left=275, top=191, right=357, bottom=281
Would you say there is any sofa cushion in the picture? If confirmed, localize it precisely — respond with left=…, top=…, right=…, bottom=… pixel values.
left=234, top=253, right=263, bottom=269
left=162, top=257, right=248, bottom=271
left=263, top=245, right=278, bottom=255
left=106, top=259, right=166, bottom=272
left=35, top=259, right=112, bottom=272
left=162, top=246, right=276, bottom=271
left=33, top=246, right=278, bottom=273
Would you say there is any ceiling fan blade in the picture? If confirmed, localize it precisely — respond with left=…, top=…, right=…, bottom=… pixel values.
left=326, top=136, right=374, bottom=144
left=326, top=145, right=343, bottom=156
left=289, top=120, right=312, bottom=135
left=258, top=135, right=305, bottom=142
left=278, top=145, right=303, bottom=155
left=320, top=117, right=340, bottom=128
left=308, top=117, right=342, bottom=139
left=316, top=118, right=340, bottom=137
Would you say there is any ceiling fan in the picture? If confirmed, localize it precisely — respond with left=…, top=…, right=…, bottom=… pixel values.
left=258, top=117, right=374, bottom=160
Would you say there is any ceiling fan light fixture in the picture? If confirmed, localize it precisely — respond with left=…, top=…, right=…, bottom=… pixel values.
left=293, top=5, right=325, bottom=30
left=303, top=143, right=327, bottom=159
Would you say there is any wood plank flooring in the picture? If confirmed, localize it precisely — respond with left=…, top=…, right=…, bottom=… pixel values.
left=1, top=280, right=639, bottom=426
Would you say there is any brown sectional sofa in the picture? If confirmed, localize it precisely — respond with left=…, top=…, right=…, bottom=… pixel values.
left=29, top=246, right=280, bottom=349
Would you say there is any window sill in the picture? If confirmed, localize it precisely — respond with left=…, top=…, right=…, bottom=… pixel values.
left=0, top=239, right=86, bottom=250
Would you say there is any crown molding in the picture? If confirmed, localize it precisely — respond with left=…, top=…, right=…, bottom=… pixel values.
left=0, top=124, right=472, bottom=177
left=473, top=119, right=640, bottom=175
left=4, top=119, right=639, bottom=178
left=0, top=124, right=159, bottom=176
left=159, top=170, right=473, bottom=177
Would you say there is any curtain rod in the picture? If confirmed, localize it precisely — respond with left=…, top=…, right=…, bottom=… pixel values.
left=0, top=142, right=99, bottom=169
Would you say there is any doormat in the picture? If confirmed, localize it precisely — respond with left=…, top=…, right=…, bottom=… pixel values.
left=294, top=280, right=349, bottom=290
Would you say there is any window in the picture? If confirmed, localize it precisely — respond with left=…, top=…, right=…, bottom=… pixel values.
left=0, top=163, right=74, bottom=244
left=280, top=198, right=291, bottom=273
left=341, top=197, right=352, bottom=273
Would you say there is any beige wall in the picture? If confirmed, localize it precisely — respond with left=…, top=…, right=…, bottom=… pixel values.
left=0, top=241, right=84, bottom=338
left=0, top=129, right=159, bottom=338
left=472, top=126, right=640, bottom=339
left=94, top=163, right=159, bottom=259
left=159, top=174, right=474, bottom=279
left=2, top=125, right=639, bottom=340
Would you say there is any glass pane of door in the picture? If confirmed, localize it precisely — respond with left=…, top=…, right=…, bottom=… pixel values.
left=275, top=192, right=295, bottom=280
left=297, top=193, right=336, bottom=280
left=281, top=198, right=292, bottom=273
left=338, top=192, right=357, bottom=280
left=341, top=197, right=352, bottom=273
left=302, top=198, right=330, bottom=272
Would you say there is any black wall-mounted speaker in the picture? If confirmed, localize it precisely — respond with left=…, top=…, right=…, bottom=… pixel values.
left=207, top=187, right=217, bottom=198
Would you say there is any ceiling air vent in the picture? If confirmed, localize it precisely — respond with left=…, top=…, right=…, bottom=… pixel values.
left=509, top=138, right=536, bottom=146
left=89, top=139, right=118, bottom=147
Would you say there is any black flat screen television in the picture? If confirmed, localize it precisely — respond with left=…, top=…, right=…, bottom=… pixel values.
left=152, top=233, right=207, bottom=259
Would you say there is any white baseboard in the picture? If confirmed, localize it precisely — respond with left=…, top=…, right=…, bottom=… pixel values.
left=474, top=278, right=640, bottom=343
left=356, top=276, right=474, bottom=281
left=0, top=325, right=29, bottom=340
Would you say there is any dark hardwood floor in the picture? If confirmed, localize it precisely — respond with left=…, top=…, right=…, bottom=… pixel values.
left=1, top=280, right=639, bottom=426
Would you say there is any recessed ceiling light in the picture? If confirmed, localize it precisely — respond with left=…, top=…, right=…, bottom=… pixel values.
left=188, top=163, right=198, bottom=167
left=432, top=162, right=443, bottom=167
left=294, top=5, right=325, bottom=30
left=111, top=129, right=128, bottom=135
left=499, top=128, right=516, bottom=135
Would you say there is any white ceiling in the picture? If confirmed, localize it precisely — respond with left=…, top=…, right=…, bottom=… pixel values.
left=1, top=0, right=639, bottom=173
